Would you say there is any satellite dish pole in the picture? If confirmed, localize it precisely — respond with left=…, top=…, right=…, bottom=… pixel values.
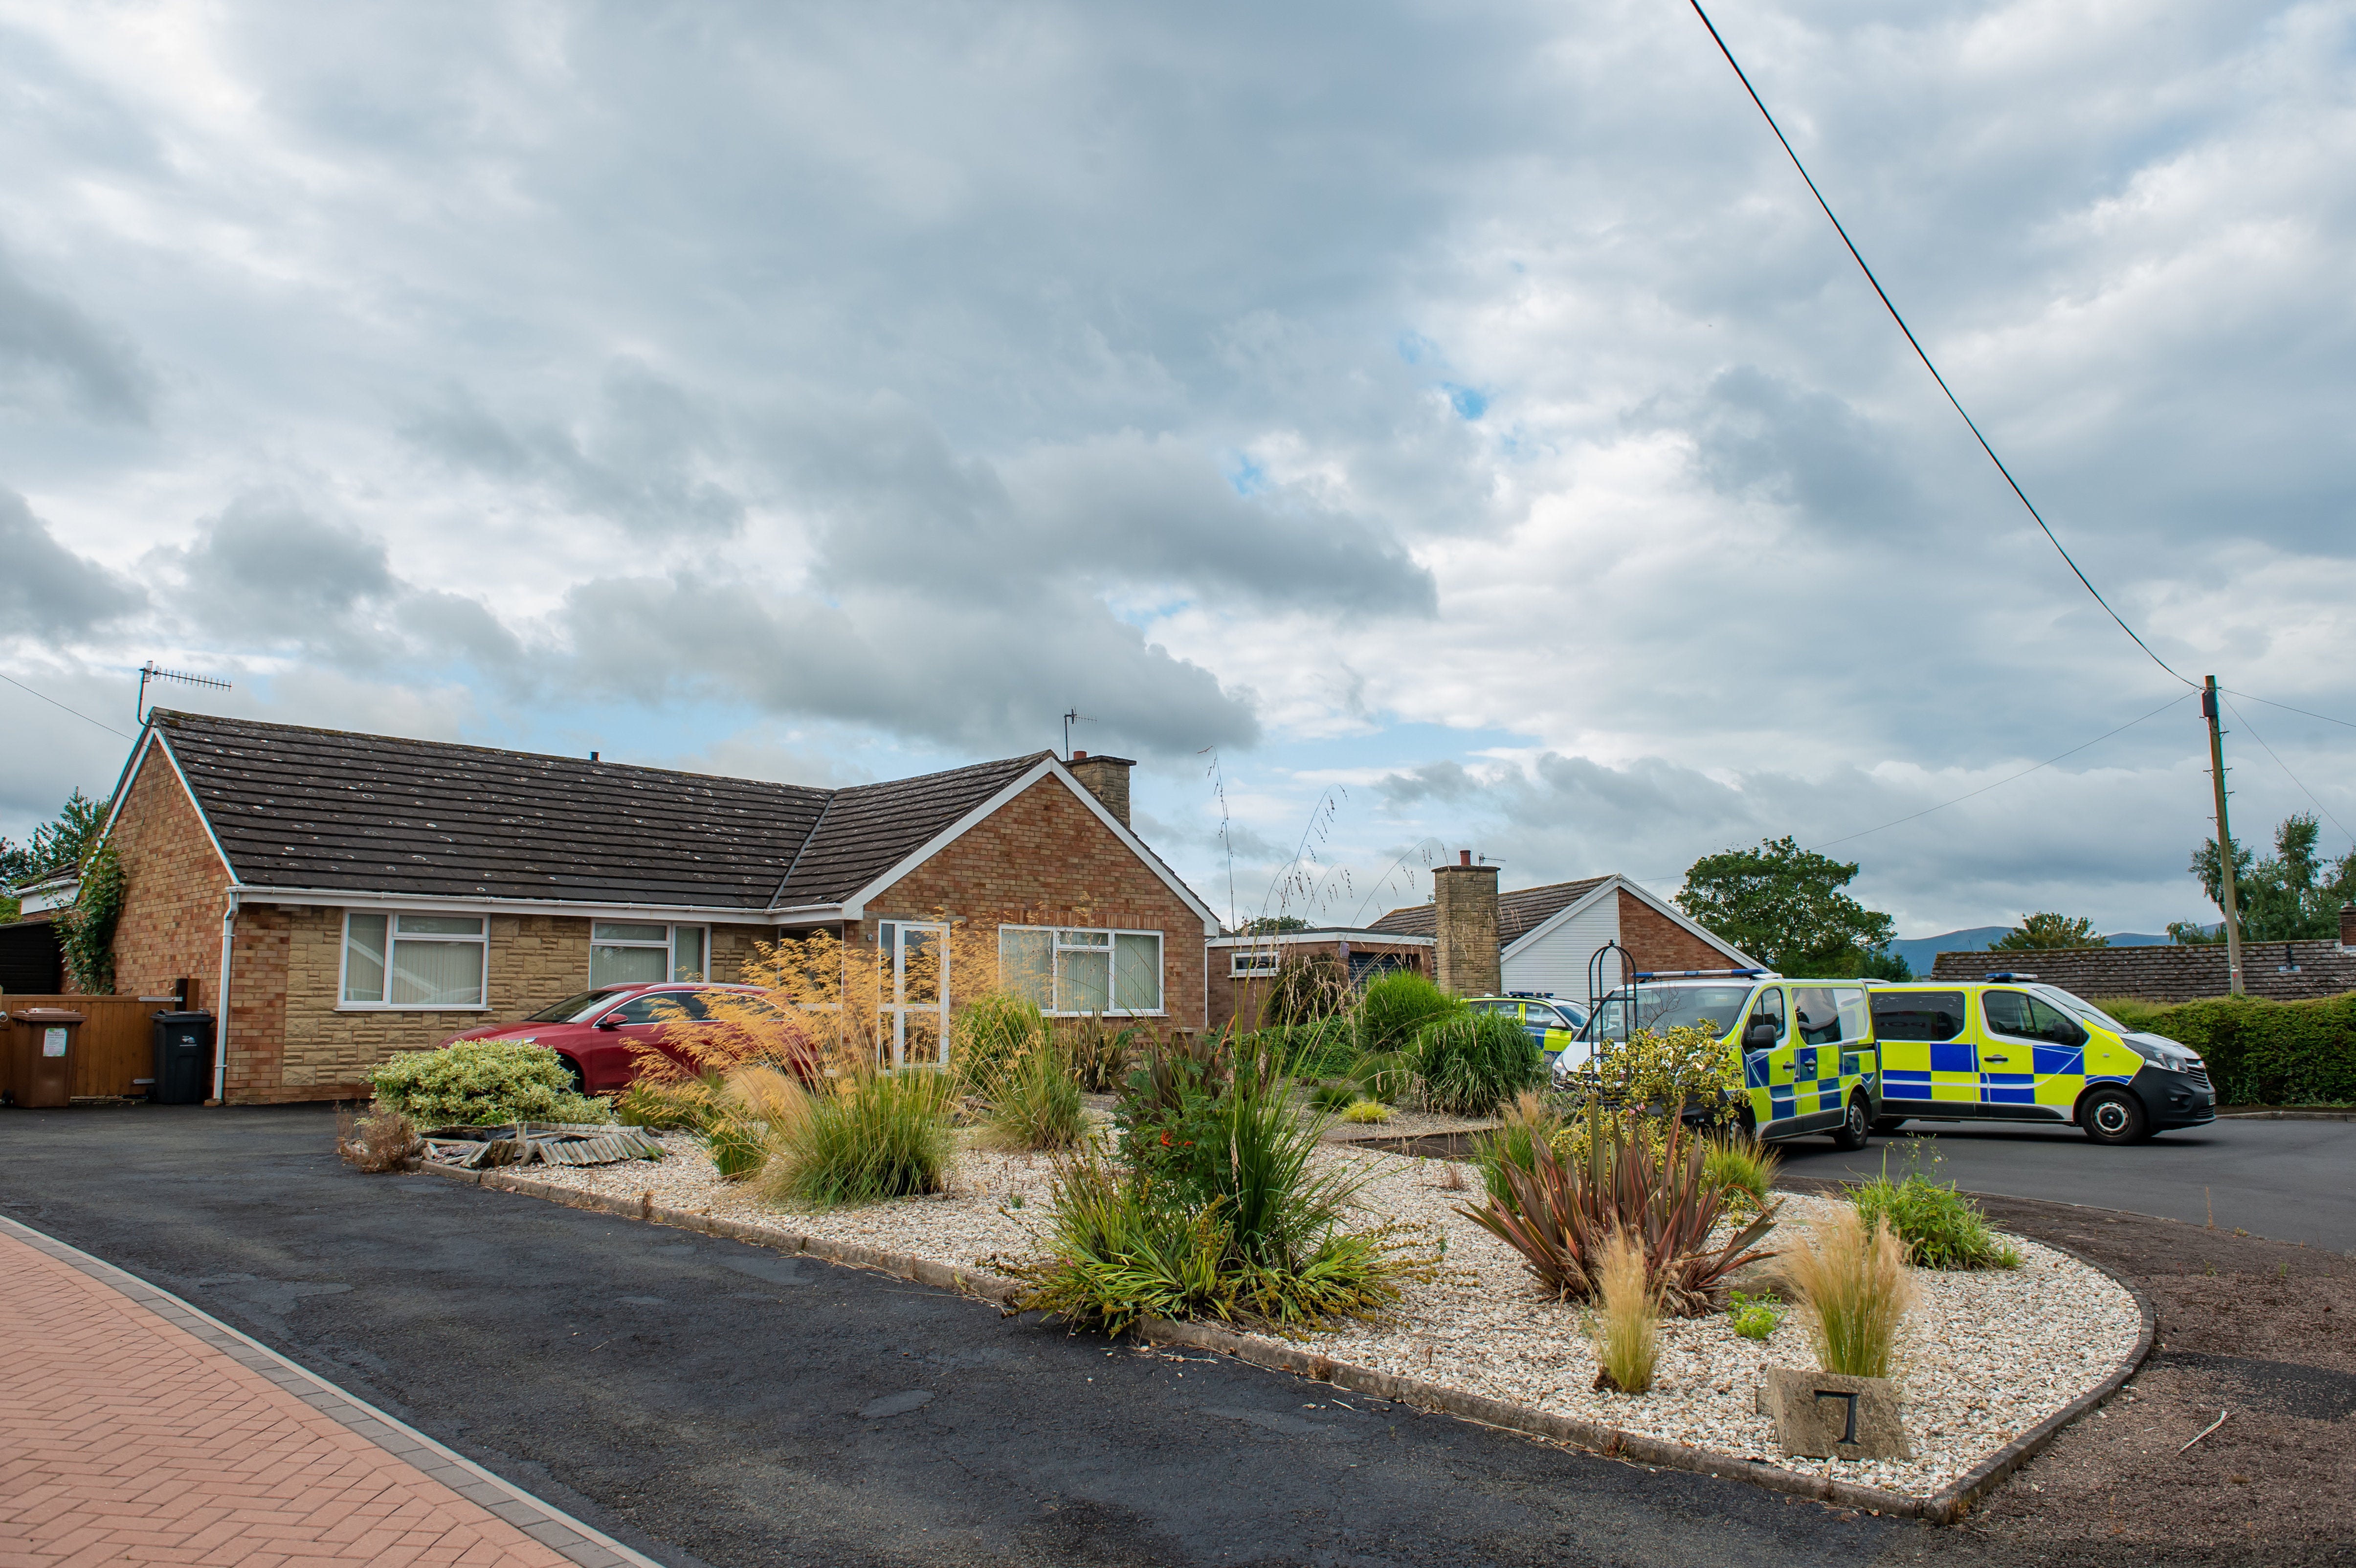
left=138, top=662, right=233, bottom=725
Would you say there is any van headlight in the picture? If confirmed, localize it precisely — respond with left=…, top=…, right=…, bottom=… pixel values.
left=2124, top=1034, right=2193, bottom=1070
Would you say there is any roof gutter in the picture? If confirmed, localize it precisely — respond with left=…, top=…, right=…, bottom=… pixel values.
left=232, top=887, right=785, bottom=921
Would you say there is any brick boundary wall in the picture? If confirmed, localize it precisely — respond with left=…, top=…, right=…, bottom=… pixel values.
left=1616, top=890, right=1736, bottom=974
left=854, top=777, right=1212, bottom=1031
left=1929, top=939, right=2356, bottom=1003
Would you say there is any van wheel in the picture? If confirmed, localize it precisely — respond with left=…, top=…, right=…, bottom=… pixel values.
left=1831, top=1094, right=1872, bottom=1151
left=2081, top=1088, right=2149, bottom=1146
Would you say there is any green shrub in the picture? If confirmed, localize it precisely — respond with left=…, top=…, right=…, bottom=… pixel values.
left=2097, top=991, right=2356, bottom=1106
left=1308, top=1080, right=1360, bottom=1114
left=1355, top=970, right=1464, bottom=1056
left=1727, top=1290, right=1782, bottom=1341
left=1339, top=1098, right=1392, bottom=1125
left=762, top=1068, right=957, bottom=1207
left=954, top=993, right=1046, bottom=1085
left=981, top=1042, right=1088, bottom=1152
left=1260, top=953, right=1351, bottom=1028
left=1351, top=1049, right=1415, bottom=1105
left=1412, top=1010, right=1542, bottom=1116
left=1472, top=1091, right=1567, bottom=1211
left=1848, top=1147, right=2021, bottom=1269
left=1251, top=1018, right=1360, bottom=1080
left=1114, top=1031, right=1233, bottom=1194
left=368, top=1040, right=610, bottom=1128
left=1064, top=1016, right=1141, bottom=1093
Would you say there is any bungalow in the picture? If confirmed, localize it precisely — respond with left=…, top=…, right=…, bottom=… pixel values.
left=94, top=710, right=1219, bottom=1103
left=1369, top=854, right=1758, bottom=1003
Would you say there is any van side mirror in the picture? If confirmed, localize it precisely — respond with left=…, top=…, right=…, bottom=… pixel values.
left=1743, top=1019, right=1778, bottom=1051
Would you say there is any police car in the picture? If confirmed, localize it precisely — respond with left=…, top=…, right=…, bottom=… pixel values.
left=1467, top=994, right=1589, bottom=1072
left=1867, top=974, right=2214, bottom=1145
left=1556, top=971, right=1881, bottom=1149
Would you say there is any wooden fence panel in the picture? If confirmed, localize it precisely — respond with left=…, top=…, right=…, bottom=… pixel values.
left=0, top=996, right=178, bottom=1101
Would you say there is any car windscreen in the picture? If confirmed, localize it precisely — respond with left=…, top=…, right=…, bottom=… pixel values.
left=524, top=989, right=625, bottom=1023
left=1581, top=985, right=1752, bottom=1040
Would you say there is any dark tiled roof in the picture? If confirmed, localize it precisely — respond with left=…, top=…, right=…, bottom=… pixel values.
left=1928, top=940, right=2356, bottom=1004
left=771, top=753, right=1046, bottom=906
left=1369, top=875, right=1614, bottom=947
left=149, top=710, right=1051, bottom=912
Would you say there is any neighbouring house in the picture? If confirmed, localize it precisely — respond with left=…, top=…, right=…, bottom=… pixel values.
left=1369, top=854, right=1759, bottom=1002
left=1929, top=912, right=2356, bottom=1003
left=0, top=868, right=75, bottom=993
left=1205, top=927, right=1435, bottom=1035
left=87, top=711, right=1219, bottom=1104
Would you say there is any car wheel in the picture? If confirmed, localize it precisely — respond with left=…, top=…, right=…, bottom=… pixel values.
left=2081, top=1087, right=2149, bottom=1146
left=560, top=1055, right=589, bottom=1096
left=1831, top=1094, right=1872, bottom=1151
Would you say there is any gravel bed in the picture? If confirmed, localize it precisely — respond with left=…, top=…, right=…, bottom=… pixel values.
left=516, top=1132, right=2138, bottom=1498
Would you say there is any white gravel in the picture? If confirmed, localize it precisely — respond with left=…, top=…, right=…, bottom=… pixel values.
left=518, top=1131, right=2139, bottom=1498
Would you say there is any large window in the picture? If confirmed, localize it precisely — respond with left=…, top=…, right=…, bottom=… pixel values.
left=590, top=922, right=710, bottom=986
left=341, top=913, right=488, bottom=1009
left=999, top=925, right=1162, bottom=1015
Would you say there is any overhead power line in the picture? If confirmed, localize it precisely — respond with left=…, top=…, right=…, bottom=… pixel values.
left=2223, top=688, right=2356, bottom=733
left=1684, top=0, right=2196, bottom=690
left=2219, top=695, right=2356, bottom=851
left=0, top=671, right=134, bottom=741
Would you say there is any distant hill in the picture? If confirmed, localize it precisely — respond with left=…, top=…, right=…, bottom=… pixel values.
left=1887, top=926, right=2203, bottom=977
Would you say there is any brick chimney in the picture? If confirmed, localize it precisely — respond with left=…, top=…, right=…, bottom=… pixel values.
left=2341, top=901, right=2356, bottom=950
left=1431, top=850, right=1500, bottom=996
left=1066, top=751, right=1135, bottom=829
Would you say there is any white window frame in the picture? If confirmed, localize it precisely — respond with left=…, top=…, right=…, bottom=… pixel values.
left=998, top=924, right=1165, bottom=1016
left=1230, top=949, right=1283, bottom=977
left=336, top=910, right=491, bottom=1012
left=589, top=922, right=713, bottom=987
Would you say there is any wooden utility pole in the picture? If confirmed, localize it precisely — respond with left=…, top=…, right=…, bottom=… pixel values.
left=2202, top=676, right=2245, bottom=995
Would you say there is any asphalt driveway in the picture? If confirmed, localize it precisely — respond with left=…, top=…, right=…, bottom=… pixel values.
left=1776, top=1116, right=2356, bottom=1252
left=0, top=1103, right=1947, bottom=1568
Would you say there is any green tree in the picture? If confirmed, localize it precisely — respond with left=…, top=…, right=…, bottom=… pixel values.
left=2180, top=813, right=2356, bottom=944
left=1, top=788, right=111, bottom=923
left=1990, top=912, right=2103, bottom=950
left=1240, top=915, right=1310, bottom=935
left=1857, top=947, right=1912, bottom=981
left=1675, top=837, right=1896, bottom=976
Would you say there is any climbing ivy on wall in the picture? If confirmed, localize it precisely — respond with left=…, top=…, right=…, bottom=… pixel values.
left=57, top=842, right=122, bottom=995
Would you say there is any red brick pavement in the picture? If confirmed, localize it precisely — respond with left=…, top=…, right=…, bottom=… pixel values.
left=0, top=1230, right=580, bottom=1568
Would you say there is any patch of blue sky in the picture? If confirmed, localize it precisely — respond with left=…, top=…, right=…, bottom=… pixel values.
left=1441, top=383, right=1488, bottom=420
left=1222, top=452, right=1268, bottom=496
left=1395, top=331, right=1436, bottom=366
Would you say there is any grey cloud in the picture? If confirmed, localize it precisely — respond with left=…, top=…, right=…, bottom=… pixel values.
left=0, top=488, right=144, bottom=635
left=403, top=366, right=745, bottom=540
left=1638, top=367, right=1923, bottom=537
left=173, top=494, right=395, bottom=646
left=0, top=247, right=150, bottom=423
left=555, top=572, right=1257, bottom=759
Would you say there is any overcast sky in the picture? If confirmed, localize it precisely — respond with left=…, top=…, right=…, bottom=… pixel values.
left=3, top=0, right=2352, bottom=939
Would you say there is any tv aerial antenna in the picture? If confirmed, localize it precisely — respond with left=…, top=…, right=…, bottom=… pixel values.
left=137, top=662, right=232, bottom=724
left=1062, top=707, right=1092, bottom=759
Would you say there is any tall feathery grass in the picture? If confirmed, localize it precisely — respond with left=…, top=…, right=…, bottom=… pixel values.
left=754, top=1063, right=958, bottom=1207
left=979, top=1039, right=1088, bottom=1152
left=1587, top=1227, right=1659, bottom=1393
left=1784, top=1207, right=1917, bottom=1378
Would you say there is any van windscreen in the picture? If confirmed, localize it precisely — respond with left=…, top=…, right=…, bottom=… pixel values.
left=1582, top=985, right=1752, bottom=1040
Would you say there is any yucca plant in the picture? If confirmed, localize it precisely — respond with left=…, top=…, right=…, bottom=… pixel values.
left=1461, top=1101, right=1779, bottom=1315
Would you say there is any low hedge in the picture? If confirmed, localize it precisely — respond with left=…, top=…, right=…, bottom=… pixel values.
left=2104, top=991, right=2356, bottom=1107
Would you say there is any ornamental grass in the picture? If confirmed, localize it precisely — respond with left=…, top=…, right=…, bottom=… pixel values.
left=1586, top=1228, right=1659, bottom=1393
left=1784, top=1206, right=1917, bottom=1379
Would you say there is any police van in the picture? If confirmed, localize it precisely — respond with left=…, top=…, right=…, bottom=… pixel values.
left=1867, top=974, right=2214, bottom=1145
left=1556, top=971, right=1881, bottom=1149
left=1467, top=994, right=1588, bottom=1073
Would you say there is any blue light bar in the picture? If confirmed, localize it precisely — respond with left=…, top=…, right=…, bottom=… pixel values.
left=1984, top=971, right=2040, bottom=982
left=1630, top=968, right=1768, bottom=980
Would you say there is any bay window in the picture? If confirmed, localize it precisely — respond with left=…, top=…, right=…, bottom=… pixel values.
left=998, top=925, right=1162, bottom=1015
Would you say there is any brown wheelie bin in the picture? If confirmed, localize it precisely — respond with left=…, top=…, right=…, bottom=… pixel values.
left=8, top=1008, right=83, bottom=1108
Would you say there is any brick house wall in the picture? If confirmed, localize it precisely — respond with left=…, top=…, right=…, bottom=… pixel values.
left=1928, top=939, right=2356, bottom=1004
left=1616, top=890, right=1733, bottom=974
left=1205, top=938, right=1433, bottom=1036
left=222, top=909, right=776, bottom=1104
left=99, top=738, right=232, bottom=1004
left=852, top=776, right=1211, bottom=1030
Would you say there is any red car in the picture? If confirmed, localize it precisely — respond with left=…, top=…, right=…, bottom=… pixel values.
left=441, top=982, right=805, bottom=1095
